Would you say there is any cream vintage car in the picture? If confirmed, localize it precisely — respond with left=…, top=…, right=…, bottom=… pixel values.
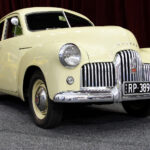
left=0, top=7, right=150, bottom=128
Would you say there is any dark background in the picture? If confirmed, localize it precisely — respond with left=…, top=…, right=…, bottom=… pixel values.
left=0, top=0, right=150, bottom=47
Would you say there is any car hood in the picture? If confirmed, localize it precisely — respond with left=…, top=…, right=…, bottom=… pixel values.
left=32, top=26, right=138, bottom=62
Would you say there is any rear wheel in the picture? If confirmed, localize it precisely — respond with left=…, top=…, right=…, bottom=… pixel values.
left=122, top=100, right=150, bottom=117
left=28, top=71, right=63, bottom=128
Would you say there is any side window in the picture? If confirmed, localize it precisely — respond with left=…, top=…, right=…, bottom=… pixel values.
left=5, top=16, right=22, bottom=39
left=65, top=12, right=93, bottom=27
left=0, top=22, right=4, bottom=41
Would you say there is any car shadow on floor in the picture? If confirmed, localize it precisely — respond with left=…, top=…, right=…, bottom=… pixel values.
left=0, top=94, right=148, bottom=131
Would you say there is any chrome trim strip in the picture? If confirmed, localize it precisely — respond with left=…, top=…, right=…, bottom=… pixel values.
left=19, top=47, right=32, bottom=50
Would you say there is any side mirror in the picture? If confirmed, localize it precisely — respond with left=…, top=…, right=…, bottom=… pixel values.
left=11, top=17, right=19, bottom=26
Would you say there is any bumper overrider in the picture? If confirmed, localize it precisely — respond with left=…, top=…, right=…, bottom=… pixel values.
left=54, top=50, right=150, bottom=103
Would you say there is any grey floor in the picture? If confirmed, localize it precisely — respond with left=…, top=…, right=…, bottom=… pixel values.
left=0, top=95, right=149, bottom=150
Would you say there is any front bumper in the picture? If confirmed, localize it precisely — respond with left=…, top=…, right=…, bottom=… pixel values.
left=54, top=87, right=150, bottom=103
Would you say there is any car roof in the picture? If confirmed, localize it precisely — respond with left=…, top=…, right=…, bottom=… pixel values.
left=0, top=7, right=91, bottom=22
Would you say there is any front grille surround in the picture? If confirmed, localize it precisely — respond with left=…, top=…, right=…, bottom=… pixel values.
left=81, top=50, right=150, bottom=89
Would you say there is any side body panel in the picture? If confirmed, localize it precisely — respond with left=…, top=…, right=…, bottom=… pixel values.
left=0, top=36, right=24, bottom=92
left=0, top=13, right=27, bottom=94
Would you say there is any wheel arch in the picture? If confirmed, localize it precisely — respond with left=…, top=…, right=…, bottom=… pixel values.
left=22, top=65, right=45, bottom=101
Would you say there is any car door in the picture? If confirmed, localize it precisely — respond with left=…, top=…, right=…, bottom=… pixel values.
left=0, top=15, right=24, bottom=93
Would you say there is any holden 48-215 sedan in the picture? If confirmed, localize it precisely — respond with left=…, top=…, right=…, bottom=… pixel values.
left=0, top=7, right=150, bottom=128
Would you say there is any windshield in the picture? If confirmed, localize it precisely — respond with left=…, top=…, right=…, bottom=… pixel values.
left=26, top=11, right=93, bottom=31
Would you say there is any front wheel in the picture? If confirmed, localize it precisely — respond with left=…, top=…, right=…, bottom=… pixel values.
left=122, top=100, right=150, bottom=117
left=28, top=71, right=63, bottom=128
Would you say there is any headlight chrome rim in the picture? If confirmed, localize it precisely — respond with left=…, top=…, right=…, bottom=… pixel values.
left=59, top=43, right=81, bottom=68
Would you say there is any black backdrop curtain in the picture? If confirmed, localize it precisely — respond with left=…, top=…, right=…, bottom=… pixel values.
left=0, top=0, right=150, bottom=48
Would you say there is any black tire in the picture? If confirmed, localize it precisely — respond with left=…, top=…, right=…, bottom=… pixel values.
left=122, top=100, right=150, bottom=117
left=28, top=70, right=63, bottom=129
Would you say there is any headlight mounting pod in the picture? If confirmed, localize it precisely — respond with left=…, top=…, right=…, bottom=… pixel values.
left=59, top=43, right=81, bottom=68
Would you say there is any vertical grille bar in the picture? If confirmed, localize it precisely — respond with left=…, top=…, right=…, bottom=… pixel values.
left=107, top=63, right=111, bottom=87
left=101, top=63, right=104, bottom=86
left=87, top=64, right=91, bottom=86
left=121, top=52, right=125, bottom=81
left=146, top=64, right=148, bottom=81
left=84, top=65, right=87, bottom=87
left=124, top=51, right=129, bottom=81
left=131, top=51, right=135, bottom=81
left=98, top=63, right=101, bottom=86
left=110, top=63, right=114, bottom=86
left=144, top=64, right=146, bottom=81
left=127, top=50, right=132, bottom=81
left=104, top=63, right=107, bottom=86
left=94, top=63, right=98, bottom=86
left=90, top=64, right=94, bottom=86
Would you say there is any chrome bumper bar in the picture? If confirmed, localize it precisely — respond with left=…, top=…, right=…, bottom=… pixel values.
left=54, top=87, right=150, bottom=103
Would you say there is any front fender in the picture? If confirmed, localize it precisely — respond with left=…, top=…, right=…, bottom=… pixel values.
left=17, top=45, right=89, bottom=101
left=139, top=48, right=150, bottom=63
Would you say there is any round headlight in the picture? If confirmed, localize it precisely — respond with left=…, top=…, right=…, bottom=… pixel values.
left=59, top=43, right=81, bottom=68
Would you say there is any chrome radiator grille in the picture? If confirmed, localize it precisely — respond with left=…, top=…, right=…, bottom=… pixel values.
left=81, top=62, right=115, bottom=87
left=143, top=64, right=150, bottom=81
left=117, top=50, right=142, bottom=82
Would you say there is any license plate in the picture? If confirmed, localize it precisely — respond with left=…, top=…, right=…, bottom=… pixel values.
left=124, top=82, right=150, bottom=95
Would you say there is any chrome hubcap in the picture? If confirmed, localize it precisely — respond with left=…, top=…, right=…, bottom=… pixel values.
left=32, top=80, right=48, bottom=119
left=35, top=87, right=48, bottom=112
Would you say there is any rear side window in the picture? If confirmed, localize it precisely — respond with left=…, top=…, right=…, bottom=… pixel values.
left=0, top=22, right=4, bottom=40
left=65, top=12, right=93, bottom=27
